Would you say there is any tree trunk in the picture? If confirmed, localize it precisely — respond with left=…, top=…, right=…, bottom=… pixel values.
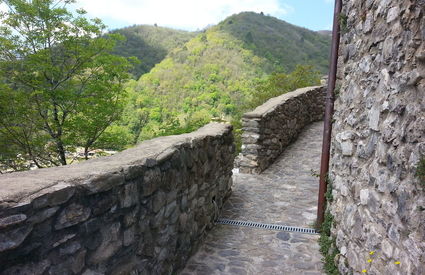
left=57, top=141, right=67, bottom=165
left=84, top=147, right=89, bottom=160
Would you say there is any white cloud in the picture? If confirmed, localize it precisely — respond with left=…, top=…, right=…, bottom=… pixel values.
left=0, top=3, right=8, bottom=13
left=324, top=0, right=334, bottom=4
left=73, top=0, right=292, bottom=31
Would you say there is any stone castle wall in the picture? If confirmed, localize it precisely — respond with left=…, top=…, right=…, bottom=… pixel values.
left=238, top=86, right=325, bottom=173
left=330, top=0, right=424, bottom=274
left=0, top=123, right=235, bottom=274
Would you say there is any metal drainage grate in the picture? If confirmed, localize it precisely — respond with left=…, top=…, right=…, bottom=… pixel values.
left=215, top=218, right=318, bottom=235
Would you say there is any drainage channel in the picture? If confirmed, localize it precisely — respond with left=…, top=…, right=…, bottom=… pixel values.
left=215, top=218, right=318, bottom=235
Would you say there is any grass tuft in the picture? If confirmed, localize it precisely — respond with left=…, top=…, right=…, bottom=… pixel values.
left=318, top=182, right=340, bottom=275
left=416, top=158, right=425, bottom=186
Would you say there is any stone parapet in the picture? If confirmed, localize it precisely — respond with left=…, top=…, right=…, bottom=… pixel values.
left=0, top=122, right=235, bottom=274
left=238, top=86, right=325, bottom=173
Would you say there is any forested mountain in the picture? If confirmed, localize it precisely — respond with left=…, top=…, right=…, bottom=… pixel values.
left=219, top=12, right=331, bottom=73
left=0, top=4, right=328, bottom=172
left=111, top=25, right=197, bottom=78
left=317, top=30, right=332, bottom=36
left=119, top=12, right=330, bottom=143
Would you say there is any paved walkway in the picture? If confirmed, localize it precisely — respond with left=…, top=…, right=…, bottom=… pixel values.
left=180, top=122, right=325, bottom=275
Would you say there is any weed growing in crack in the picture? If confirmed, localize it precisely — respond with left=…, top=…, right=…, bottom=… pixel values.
left=416, top=157, right=425, bottom=186
left=318, top=181, right=340, bottom=275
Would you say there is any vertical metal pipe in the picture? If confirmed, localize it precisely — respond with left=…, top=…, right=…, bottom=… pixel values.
left=317, top=0, right=342, bottom=229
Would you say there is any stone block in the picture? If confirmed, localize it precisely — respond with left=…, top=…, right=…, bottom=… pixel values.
left=150, top=207, right=165, bottom=229
left=32, top=187, right=75, bottom=209
left=59, top=241, right=81, bottom=256
left=180, top=193, right=188, bottom=212
left=381, top=239, right=394, bottom=258
left=152, top=191, right=166, bottom=213
left=80, top=217, right=102, bottom=235
left=359, top=189, right=369, bottom=205
left=0, top=214, right=27, bottom=229
left=82, top=172, right=125, bottom=194
left=0, top=225, right=33, bottom=252
left=28, top=207, right=59, bottom=224
left=123, top=226, right=136, bottom=247
left=166, top=190, right=177, bottom=204
left=53, top=233, right=76, bottom=248
left=386, top=6, right=399, bottom=23
left=368, top=106, right=380, bottom=131
left=82, top=269, right=104, bottom=275
left=165, top=201, right=177, bottom=218
left=89, top=222, right=122, bottom=265
left=55, top=203, right=91, bottom=230
left=3, top=260, right=50, bottom=275
left=119, top=182, right=139, bottom=208
left=156, top=148, right=176, bottom=163
left=341, top=141, right=354, bottom=156
left=92, top=196, right=115, bottom=216
left=71, top=249, right=86, bottom=274
left=188, top=184, right=198, bottom=200
left=142, top=168, right=161, bottom=196
left=179, top=213, right=188, bottom=231
left=123, top=165, right=144, bottom=181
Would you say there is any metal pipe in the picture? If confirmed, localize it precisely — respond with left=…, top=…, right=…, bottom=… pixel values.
left=317, top=0, right=342, bottom=229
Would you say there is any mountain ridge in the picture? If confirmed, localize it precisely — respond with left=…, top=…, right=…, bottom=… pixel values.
left=111, top=25, right=197, bottom=78
left=217, top=12, right=331, bottom=73
left=112, top=13, right=331, bottom=78
left=118, top=12, right=330, bottom=142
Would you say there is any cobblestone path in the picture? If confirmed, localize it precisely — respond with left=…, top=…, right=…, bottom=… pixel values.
left=180, top=122, right=325, bottom=275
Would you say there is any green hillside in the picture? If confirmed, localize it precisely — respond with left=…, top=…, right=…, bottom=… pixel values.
left=219, top=12, right=331, bottom=73
left=121, top=12, right=330, bottom=143
left=111, top=25, right=197, bottom=78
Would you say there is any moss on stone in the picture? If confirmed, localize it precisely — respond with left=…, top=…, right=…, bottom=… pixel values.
left=416, top=158, right=425, bottom=186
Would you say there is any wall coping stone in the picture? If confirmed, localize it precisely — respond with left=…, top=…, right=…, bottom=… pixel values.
left=244, top=86, right=323, bottom=119
left=0, top=122, right=232, bottom=207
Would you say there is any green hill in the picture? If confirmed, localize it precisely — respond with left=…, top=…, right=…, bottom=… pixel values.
left=219, top=12, right=331, bottom=73
left=111, top=25, right=197, bottom=78
left=120, top=12, right=330, bottom=143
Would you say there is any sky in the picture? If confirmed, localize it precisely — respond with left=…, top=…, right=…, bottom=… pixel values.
left=69, top=0, right=335, bottom=32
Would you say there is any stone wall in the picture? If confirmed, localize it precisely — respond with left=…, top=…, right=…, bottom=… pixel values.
left=0, top=123, right=235, bottom=275
left=238, top=86, right=325, bottom=173
left=330, top=0, right=424, bottom=274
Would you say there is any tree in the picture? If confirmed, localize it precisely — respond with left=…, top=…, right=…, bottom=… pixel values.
left=0, top=0, right=133, bottom=170
left=245, top=31, right=254, bottom=44
left=247, top=65, right=321, bottom=110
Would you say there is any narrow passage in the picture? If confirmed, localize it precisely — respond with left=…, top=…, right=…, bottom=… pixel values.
left=180, top=122, right=325, bottom=275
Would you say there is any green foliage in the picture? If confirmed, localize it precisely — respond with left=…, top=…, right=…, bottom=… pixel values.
left=247, top=65, right=320, bottom=109
left=93, top=124, right=133, bottom=151
left=219, top=12, right=331, bottom=74
left=318, top=183, right=340, bottom=275
left=111, top=25, right=196, bottom=78
left=416, top=157, right=425, bottom=186
left=119, top=13, right=328, bottom=146
left=0, top=0, right=133, bottom=169
left=319, top=211, right=340, bottom=275
left=339, top=14, right=349, bottom=34
left=1, top=9, right=330, bottom=171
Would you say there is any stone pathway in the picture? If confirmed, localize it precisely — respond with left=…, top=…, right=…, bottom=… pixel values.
left=180, top=122, right=325, bottom=275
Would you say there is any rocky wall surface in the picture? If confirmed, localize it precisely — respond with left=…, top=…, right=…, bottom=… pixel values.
left=330, top=0, right=424, bottom=274
left=238, top=86, right=325, bottom=173
left=0, top=123, right=235, bottom=275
